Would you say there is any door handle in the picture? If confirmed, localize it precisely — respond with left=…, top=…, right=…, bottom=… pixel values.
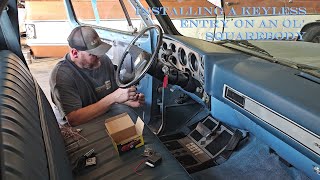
left=225, top=2, right=239, bottom=6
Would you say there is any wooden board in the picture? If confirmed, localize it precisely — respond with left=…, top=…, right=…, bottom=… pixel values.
left=29, top=45, right=69, bottom=58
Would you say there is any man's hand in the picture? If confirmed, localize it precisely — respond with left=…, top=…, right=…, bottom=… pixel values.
left=66, top=86, right=144, bottom=126
left=125, top=93, right=145, bottom=108
left=111, top=86, right=138, bottom=103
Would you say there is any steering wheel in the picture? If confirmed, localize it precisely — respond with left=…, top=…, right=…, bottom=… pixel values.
left=116, top=25, right=163, bottom=88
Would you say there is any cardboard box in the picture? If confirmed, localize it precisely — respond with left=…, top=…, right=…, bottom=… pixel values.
left=105, top=113, right=144, bottom=155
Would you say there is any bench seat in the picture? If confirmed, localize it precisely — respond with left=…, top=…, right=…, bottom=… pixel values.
left=65, top=105, right=191, bottom=180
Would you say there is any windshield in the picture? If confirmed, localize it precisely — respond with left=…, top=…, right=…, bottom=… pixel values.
left=146, top=0, right=320, bottom=72
left=70, top=0, right=149, bottom=32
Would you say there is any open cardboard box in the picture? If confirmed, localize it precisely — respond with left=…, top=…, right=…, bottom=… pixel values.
left=105, top=113, right=144, bottom=155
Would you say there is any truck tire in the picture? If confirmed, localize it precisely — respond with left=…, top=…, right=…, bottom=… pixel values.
left=302, top=26, right=320, bottom=43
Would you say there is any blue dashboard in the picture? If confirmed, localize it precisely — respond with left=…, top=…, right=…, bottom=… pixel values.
left=158, top=35, right=320, bottom=178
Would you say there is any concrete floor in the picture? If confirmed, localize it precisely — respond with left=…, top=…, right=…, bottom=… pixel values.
left=21, top=35, right=61, bottom=106
left=28, top=58, right=61, bottom=106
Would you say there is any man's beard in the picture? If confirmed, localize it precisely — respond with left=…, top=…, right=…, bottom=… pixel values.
left=84, top=58, right=101, bottom=70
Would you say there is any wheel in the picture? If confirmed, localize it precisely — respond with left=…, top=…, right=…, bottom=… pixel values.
left=302, top=26, right=320, bottom=43
left=116, top=25, right=163, bottom=88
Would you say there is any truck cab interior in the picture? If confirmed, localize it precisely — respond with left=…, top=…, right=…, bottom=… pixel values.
left=0, top=0, right=320, bottom=180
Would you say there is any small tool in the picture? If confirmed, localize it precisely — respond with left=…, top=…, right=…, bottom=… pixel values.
left=72, top=148, right=96, bottom=175
left=145, top=153, right=162, bottom=168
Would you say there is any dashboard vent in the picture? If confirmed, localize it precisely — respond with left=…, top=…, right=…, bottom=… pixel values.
left=225, top=87, right=245, bottom=107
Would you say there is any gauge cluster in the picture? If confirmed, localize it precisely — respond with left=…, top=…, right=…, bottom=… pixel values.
left=158, top=38, right=205, bottom=87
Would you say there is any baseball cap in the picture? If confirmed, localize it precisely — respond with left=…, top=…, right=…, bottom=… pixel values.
left=67, top=26, right=112, bottom=56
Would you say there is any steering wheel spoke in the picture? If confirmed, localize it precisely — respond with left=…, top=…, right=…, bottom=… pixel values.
left=116, top=25, right=163, bottom=88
